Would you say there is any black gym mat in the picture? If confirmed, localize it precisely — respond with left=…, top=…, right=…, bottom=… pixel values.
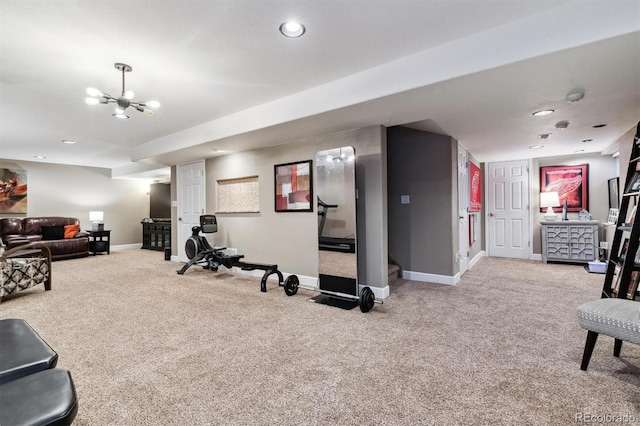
left=307, top=294, right=358, bottom=310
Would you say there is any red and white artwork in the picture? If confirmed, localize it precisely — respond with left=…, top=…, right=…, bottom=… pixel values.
left=469, top=161, right=481, bottom=212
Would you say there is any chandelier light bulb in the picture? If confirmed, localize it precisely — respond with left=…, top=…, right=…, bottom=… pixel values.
left=124, top=90, right=135, bottom=100
left=115, top=107, right=125, bottom=114
left=143, top=109, right=154, bottom=117
left=86, top=87, right=103, bottom=97
left=146, top=100, right=160, bottom=108
left=85, top=97, right=100, bottom=105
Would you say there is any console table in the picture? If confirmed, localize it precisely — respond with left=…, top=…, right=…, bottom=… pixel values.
left=141, top=221, right=171, bottom=251
left=541, top=220, right=599, bottom=264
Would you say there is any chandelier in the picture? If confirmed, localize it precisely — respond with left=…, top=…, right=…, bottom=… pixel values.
left=85, top=62, right=160, bottom=119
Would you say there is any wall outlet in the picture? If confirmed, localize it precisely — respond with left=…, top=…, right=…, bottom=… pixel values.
left=400, top=195, right=410, bottom=204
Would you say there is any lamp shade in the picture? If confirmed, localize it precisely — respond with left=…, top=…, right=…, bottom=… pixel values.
left=89, top=211, right=104, bottom=222
left=540, top=192, right=560, bottom=221
left=540, top=192, right=560, bottom=209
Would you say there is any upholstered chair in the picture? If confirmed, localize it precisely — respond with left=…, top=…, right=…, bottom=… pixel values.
left=0, top=238, right=52, bottom=302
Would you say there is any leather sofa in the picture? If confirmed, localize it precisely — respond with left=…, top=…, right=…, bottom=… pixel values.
left=0, top=217, right=89, bottom=260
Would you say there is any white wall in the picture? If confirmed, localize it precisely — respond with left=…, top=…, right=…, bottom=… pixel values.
left=531, top=152, right=618, bottom=254
left=0, top=159, right=148, bottom=246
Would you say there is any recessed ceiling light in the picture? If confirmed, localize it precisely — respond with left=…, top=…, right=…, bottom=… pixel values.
left=575, top=149, right=585, bottom=153
left=529, top=145, right=544, bottom=149
left=555, top=120, right=569, bottom=129
left=592, top=123, right=607, bottom=128
left=279, top=21, right=306, bottom=38
left=61, top=139, right=76, bottom=144
left=566, top=92, right=585, bottom=102
left=538, top=133, right=551, bottom=140
left=532, top=110, right=554, bottom=116
left=582, top=139, right=593, bottom=143
left=34, top=155, right=46, bottom=159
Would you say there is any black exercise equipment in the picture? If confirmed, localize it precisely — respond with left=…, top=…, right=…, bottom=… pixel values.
left=283, top=275, right=380, bottom=313
left=317, top=197, right=355, bottom=253
left=176, top=215, right=284, bottom=292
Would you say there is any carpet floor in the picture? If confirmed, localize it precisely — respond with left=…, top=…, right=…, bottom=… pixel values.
left=1, top=249, right=639, bottom=425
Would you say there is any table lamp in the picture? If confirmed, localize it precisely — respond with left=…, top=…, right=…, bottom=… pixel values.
left=89, top=211, right=104, bottom=231
left=540, top=192, right=560, bottom=221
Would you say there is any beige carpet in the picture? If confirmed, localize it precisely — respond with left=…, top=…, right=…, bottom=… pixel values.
left=1, top=250, right=639, bottom=425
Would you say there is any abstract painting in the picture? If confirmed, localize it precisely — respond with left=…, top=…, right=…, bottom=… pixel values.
left=0, top=168, right=27, bottom=214
left=274, top=160, right=313, bottom=212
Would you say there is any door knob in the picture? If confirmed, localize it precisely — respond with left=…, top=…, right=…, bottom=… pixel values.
left=489, top=212, right=495, bottom=217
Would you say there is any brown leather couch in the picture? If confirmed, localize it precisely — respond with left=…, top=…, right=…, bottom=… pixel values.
left=0, top=217, right=89, bottom=260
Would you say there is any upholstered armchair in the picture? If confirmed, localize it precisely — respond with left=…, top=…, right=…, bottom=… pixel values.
left=0, top=238, right=52, bottom=302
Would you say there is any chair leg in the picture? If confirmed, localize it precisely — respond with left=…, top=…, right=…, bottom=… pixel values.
left=614, top=339, right=623, bottom=357
left=581, top=331, right=599, bottom=371
left=44, top=257, right=51, bottom=291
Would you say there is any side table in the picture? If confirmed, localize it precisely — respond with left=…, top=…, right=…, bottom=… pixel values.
left=86, top=230, right=111, bottom=255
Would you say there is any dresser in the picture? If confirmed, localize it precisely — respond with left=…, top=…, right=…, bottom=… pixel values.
left=541, top=220, right=599, bottom=264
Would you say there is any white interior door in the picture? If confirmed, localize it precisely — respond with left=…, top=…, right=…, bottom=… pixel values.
left=487, top=160, right=530, bottom=259
left=177, top=160, right=205, bottom=262
left=457, top=145, right=469, bottom=274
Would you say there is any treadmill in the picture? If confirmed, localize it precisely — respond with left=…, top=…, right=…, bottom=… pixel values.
left=317, top=197, right=355, bottom=253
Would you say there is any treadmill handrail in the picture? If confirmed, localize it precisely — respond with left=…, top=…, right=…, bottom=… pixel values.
left=317, top=197, right=338, bottom=209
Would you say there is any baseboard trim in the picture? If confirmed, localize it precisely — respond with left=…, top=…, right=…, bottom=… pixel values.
left=403, top=270, right=459, bottom=286
left=112, top=244, right=142, bottom=252
left=530, top=253, right=542, bottom=261
left=165, top=248, right=389, bottom=298
left=234, top=269, right=390, bottom=299
left=469, top=251, right=486, bottom=268
left=363, top=284, right=390, bottom=299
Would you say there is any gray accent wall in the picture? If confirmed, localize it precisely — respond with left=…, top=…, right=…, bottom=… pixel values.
left=387, top=126, right=458, bottom=277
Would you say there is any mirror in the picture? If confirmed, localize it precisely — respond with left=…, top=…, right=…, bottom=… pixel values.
left=316, top=146, right=358, bottom=298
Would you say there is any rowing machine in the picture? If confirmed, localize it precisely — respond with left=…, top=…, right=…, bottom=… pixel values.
left=176, top=215, right=284, bottom=292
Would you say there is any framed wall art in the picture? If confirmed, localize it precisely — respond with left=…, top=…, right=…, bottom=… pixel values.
left=0, top=168, right=27, bottom=214
left=469, top=161, right=482, bottom=212
left=539, top=164, right=588, bottom=212
left=216, top=176, right=259, bottom=213
left=274, top=160, right=313, bottom=212
left=608, top=177, right=620, bottom=209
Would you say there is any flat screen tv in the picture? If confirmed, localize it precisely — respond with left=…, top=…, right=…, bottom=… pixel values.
left=150, top=183, right=171, bottom=219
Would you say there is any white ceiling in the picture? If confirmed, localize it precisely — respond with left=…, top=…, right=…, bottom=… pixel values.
left=1, top=0, right=639, bottom=181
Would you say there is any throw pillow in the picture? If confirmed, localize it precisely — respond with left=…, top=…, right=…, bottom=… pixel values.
left=64, top=224, right=80, bottom=239
left=41, top=225, right=65, bottom=240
